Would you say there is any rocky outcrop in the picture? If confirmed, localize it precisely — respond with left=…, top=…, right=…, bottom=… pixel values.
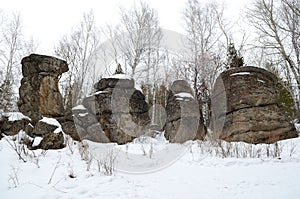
left=18, top=54, right=68, bottom=124
left=74, top=75, right=150, bottom=144
left=0, top=112, right=31, bottom=136
left=38, top=132, right=65, bottom=150
left=67, top=105, right=110, bottom=143
left=29, top=118, right=65, bottom=150
left=164, top=80, right=206, bottom=143
left=211, top=66, right=298, bottom=144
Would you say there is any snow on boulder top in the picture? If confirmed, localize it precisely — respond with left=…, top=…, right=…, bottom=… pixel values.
left=230, top=72, right=251, bottom=76
left=40, top=117, right=61, bottom=127
left=94, top=90, right=108, bottom=95
left=72, top=105, right=87, bottom=111
left=40, top=117, right=62, bottom=134
left=3, top=112, right=31, bottom=122
left=104, top=73, right=132, bottom=80
left=175, top=92, right=194, bottom=99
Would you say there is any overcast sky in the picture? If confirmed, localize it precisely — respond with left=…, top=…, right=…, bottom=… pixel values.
left=1, top=0, right=251, bottom=54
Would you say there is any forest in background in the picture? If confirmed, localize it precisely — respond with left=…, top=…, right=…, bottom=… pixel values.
left=0, top=0, right=299, bottom=131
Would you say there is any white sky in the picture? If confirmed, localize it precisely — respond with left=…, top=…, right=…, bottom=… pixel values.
left=1, top=0, right=251, bottom=54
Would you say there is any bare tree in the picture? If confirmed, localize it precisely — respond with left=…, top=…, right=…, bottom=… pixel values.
left=247, top=0, right=300, bottom=112
left=182, top=0, right=229, bottom=127
left=117, top=1, right=162, bottom=80
left=0, top=12, right=23, bottom=111
left=55, top=10, right=100, bottom=109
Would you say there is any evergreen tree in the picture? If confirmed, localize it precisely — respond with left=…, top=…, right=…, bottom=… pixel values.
left=226, top=43, right=244, bottom=68
left=0, top=79, right=14, bottom=112
left=114, top=63, right=125, bottom=74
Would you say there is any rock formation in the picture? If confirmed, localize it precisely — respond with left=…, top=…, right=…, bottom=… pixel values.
left=164, top=80, right=206, bottom=143
left=9, top=54, right=70, bottom=150
left=211, top=66, right=298, bottom=144
left=0, top=112, right=31, bottom=136
left=74, top=74, right=150, bottom=144
left=29, top=118, right=65, bottom=150
left=18, top=54, right=68, bottom=124
left=66, top=105, right=110, bottom=143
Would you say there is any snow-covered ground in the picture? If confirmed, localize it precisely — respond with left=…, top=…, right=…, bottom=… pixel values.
left=1, top=132, right=300, bottom=199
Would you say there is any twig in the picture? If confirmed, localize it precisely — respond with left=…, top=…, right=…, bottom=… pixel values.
left=48, top=156, right=61, bottom=184
left=5, top=137, right=27, bottom=162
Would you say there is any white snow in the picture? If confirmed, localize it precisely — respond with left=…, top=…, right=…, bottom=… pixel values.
left=2, top=112, right=31, bottom=122
left=1, top=131, right=300, bottom=199
left=176, top=97, right=184, bottom=101
left=134, top=84, right=143, bottom=92
left=94, top=90, right=108, bottom=95
left=175, top=92, right=194, bottom=99
left=258, top=79, right=265, bottom=83
left=230, top=72, right=251, bottom=76
left=78, top=113, right=88, bottom=117
left=40, top=117, right=62, bottom=134
left=32, top=137, right=43, bottom=147
left=40, top=117, right=60, bottom=128
left=106, top=73, right=132, bottom=79
left=72, top=105, right=87, bottom=111
left=295, top=122, right=300, bottom=132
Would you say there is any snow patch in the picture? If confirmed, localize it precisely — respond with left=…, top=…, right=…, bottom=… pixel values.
left=94, top=90, right=108, bottom=95
left=258, top=79, right=265, bottom=83
left=40, top=117, right=60, bottom=127
left=105, top=73, right=132, bottom=79
left=230, top=72, right=251, bottom=76
left=3, top=112, right=31, bottom=122
left=134, top=84, right=143, bottom=92
left=40, top=117, right=62, bottom=134
left=72, top=105, right=87, bottom=111
left=176, top=97, right=184, bottom=101
left=175, top=92, right=194, bottom=99
left=79, top=113, right=88, bottom=117
left=295, top=123, right=300, bottom=132
left=32, top=137, right=43, bottom=147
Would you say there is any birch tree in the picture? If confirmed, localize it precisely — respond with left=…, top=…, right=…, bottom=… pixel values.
left=183, top=0, right=229, bottom=126
left=247, top=0, right=300, bottom=112
left=55, top=10, right=100, bottom=109
left=0, top=12, right=23, bottom=111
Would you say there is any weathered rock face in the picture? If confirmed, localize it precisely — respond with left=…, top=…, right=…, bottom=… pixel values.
left=211, top=66, right=298, bottom=144
left=0, top=118, right=29, bottom=136
left=68, top=105, right=110, bottom=143
left=18, top=54, right=68, bottom=124
left=0, top=113, right=31, bottom=136
left=38, top=132, right=65, bottom=150
left=28, top=118, right=65, bottom=150
left=74, top=76, right=150, bottom=144
left=164, top=80, right=206, bottom=143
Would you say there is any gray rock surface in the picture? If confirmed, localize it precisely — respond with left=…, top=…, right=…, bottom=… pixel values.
left=164, top=80, right=206, bottom=143
left=211, top=66, right=298, bottom=144
left=73, top=77, right=150, bottom=144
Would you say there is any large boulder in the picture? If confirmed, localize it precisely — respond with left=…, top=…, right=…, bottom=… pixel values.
left=18, top=54, right=68, bottom=124
left=164, top=80, right=206, bottom=143
left=94, top=78, right=134, bottom=91
left=70, top=105, right=110, bottom=143
left=211, top=66, right=298, bottom=144
left=73, top=75, right=150, bottom=144
left=29, top=118, right=65, bottom=150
